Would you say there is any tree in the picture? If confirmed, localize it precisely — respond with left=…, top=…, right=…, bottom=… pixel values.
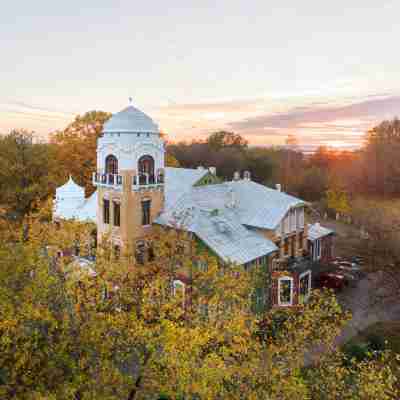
left=362, top=118, right=400, bottom=197
left=1, top=210, right=398, bottom=399
left=165, top=153, right=180, bottom=167
left=0, top=129, right=58, bottom=218
left=207, top=131, right=248, bottom=151
left=51, top=111, right=111, bottom=195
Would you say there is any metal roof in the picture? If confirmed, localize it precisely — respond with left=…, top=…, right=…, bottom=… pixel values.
left=54, top=168, right=305, bottom=264
left=156, top=204, right=278, bottom=265
left=308, top=223, right=334, bottom=241
left=160, top=180, right=305, bottom=230
left=103, top=105, right=159, bottom=133
left=54, top=189, right=97, bottom=223
left=55, top=176, right=85, bottom=200
left=164, top=167, right=209, bottom=208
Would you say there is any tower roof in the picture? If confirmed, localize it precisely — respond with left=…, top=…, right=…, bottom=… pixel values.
left=103, top=105, right=159, bottom=133
left=56, top=176, right=85, bottom=199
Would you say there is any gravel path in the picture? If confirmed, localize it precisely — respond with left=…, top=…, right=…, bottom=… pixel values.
left=305, top=272, right=400, bottom=365
left=335, top=272, right=400, bottom=346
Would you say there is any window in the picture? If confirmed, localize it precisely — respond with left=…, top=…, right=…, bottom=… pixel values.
left=141, top=200, right=151, bottom=226
left=138, top=155, right=155, bottom=176
left=135, top=241, right=145, bottom=265
left=114, top=245, right=120, bottom=260
left=296, top=208, right=304, bottom=229
left=113, top=202, right=120, bottom=227
left=290, top=209, right=296, bottom=231
left=103, top=199, right=110, bottom=224
left=298, top=231, right=304, bottom=250
left=173, top=280, right=185, bottom=306
left=315, top=239, right=321, bottom=260
left=196, top=259, right=208, bottom=272
left=284, top=238, right=289, bottom=256
left=148, top=245, right=155, bottom=262
left=278, top=277, right=293, bottom=306
left=252, top=287, right=266, bottom=315
left=284, top=215, right=290, bottom=234
left=105, top=155, right=118, bottom=174
left=299, top=271, right=311, bottom=304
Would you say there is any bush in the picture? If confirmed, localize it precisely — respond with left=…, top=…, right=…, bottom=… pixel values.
left=367, top=333, right=386, bottom=351
left=343, top=342, right=371, bottom=362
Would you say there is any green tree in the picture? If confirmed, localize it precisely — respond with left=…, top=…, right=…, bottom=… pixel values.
left=0, top=129, right=57, bottom=218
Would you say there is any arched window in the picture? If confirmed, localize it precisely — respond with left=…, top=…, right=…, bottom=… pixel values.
left=138, top=155, right=155, bottom=176
left=105, top=155, right=118, bottom=175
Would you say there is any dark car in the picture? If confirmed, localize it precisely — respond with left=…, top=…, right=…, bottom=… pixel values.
left=316, top=272, right=346, bottom=291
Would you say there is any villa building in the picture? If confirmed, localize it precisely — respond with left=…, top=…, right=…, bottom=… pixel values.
left=54, top=104, right=334, bottom=308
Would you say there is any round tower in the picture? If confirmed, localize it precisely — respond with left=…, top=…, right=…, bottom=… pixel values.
left=93, top=104, right=165, bottom=259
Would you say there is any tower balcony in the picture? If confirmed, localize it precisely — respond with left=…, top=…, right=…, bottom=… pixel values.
left=93, top=172, right=123, bottom=190
left=132, top=173, right=164, bottom=191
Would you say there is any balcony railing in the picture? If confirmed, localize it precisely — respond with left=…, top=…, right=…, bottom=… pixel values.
left=93, top=172, right=123, bottom=188
left=272, top=254, right=311, bottom=273
left=132, top=173, right=164, bottom=190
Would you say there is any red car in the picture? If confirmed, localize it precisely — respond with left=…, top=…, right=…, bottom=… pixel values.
left=317, top=272, right=346, bottom=291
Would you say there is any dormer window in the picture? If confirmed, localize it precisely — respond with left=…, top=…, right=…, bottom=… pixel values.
left=105, top=155, right=118, bottom=175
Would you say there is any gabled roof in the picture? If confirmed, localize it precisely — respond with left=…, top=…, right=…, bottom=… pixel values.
left=156, top=203, right=278, bottom=265
left=160, top=179, right=305, bottom=230
left=103, top=105, right=159, bottom=133
left=308, top=223, right=334, bottom=241
left=225, top=180, right=305, bottom=230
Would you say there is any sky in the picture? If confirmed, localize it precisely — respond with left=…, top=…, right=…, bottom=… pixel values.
left=2, top=0, right=400, bottom=149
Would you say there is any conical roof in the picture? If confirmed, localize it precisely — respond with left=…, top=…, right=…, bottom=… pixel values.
left=103, top=105, right=159, bottom=133
left=56, top=176, right=85, bottom=199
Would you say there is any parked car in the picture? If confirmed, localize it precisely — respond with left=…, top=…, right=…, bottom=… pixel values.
left=316, top=272, right=346, bottom=291
left=350, top=256, right=365, bottom=265
left=332, top=260, right=360, bottom=270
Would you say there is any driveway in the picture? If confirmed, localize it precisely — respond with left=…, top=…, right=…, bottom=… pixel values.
left=335, top=272, right=400, bottom=346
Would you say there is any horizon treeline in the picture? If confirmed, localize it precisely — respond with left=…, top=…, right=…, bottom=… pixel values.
left=1, top=112, right=400, bottom=219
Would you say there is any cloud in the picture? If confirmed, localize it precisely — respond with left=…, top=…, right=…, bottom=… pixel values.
left=230, top=95, right=400, bottom=132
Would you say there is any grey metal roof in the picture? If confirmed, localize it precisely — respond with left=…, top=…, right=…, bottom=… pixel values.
left=55, top=166, right=304, bottom=264
left=164, top=167, right=209, bottom=208
left=156, top=203, right=278, bottom=265
left=103, top=105, right=159, bottom=133
left=161, top=179, right=305, bottom=230
left=308, top=223, right=334, bottom=241
left=225, top=180, right=305, bottom=229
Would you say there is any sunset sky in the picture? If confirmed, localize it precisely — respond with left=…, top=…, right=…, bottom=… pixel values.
left=2, top=1, right=400, bottom=149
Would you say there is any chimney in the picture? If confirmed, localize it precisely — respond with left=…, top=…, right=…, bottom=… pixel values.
left=209, top=166, right=217, bottom=176
left=233, top=171, right=240, bottom=181
left=243, top=171, right=251, bottom=181
left=276, top=183, right=282, bottom=192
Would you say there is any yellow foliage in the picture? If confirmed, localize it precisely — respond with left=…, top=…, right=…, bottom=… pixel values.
left=0, top=208, right=398, bottom=399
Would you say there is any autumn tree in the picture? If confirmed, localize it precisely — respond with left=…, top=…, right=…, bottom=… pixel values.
left=51, top=110, right=111, bottom=194
left=207, top=130, right=248, bottom=151
left=362, top=118, right=400, bottom=197
left=0, top=129, right=58, bottom=218
left=1, top=209, right=398, bottom=399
